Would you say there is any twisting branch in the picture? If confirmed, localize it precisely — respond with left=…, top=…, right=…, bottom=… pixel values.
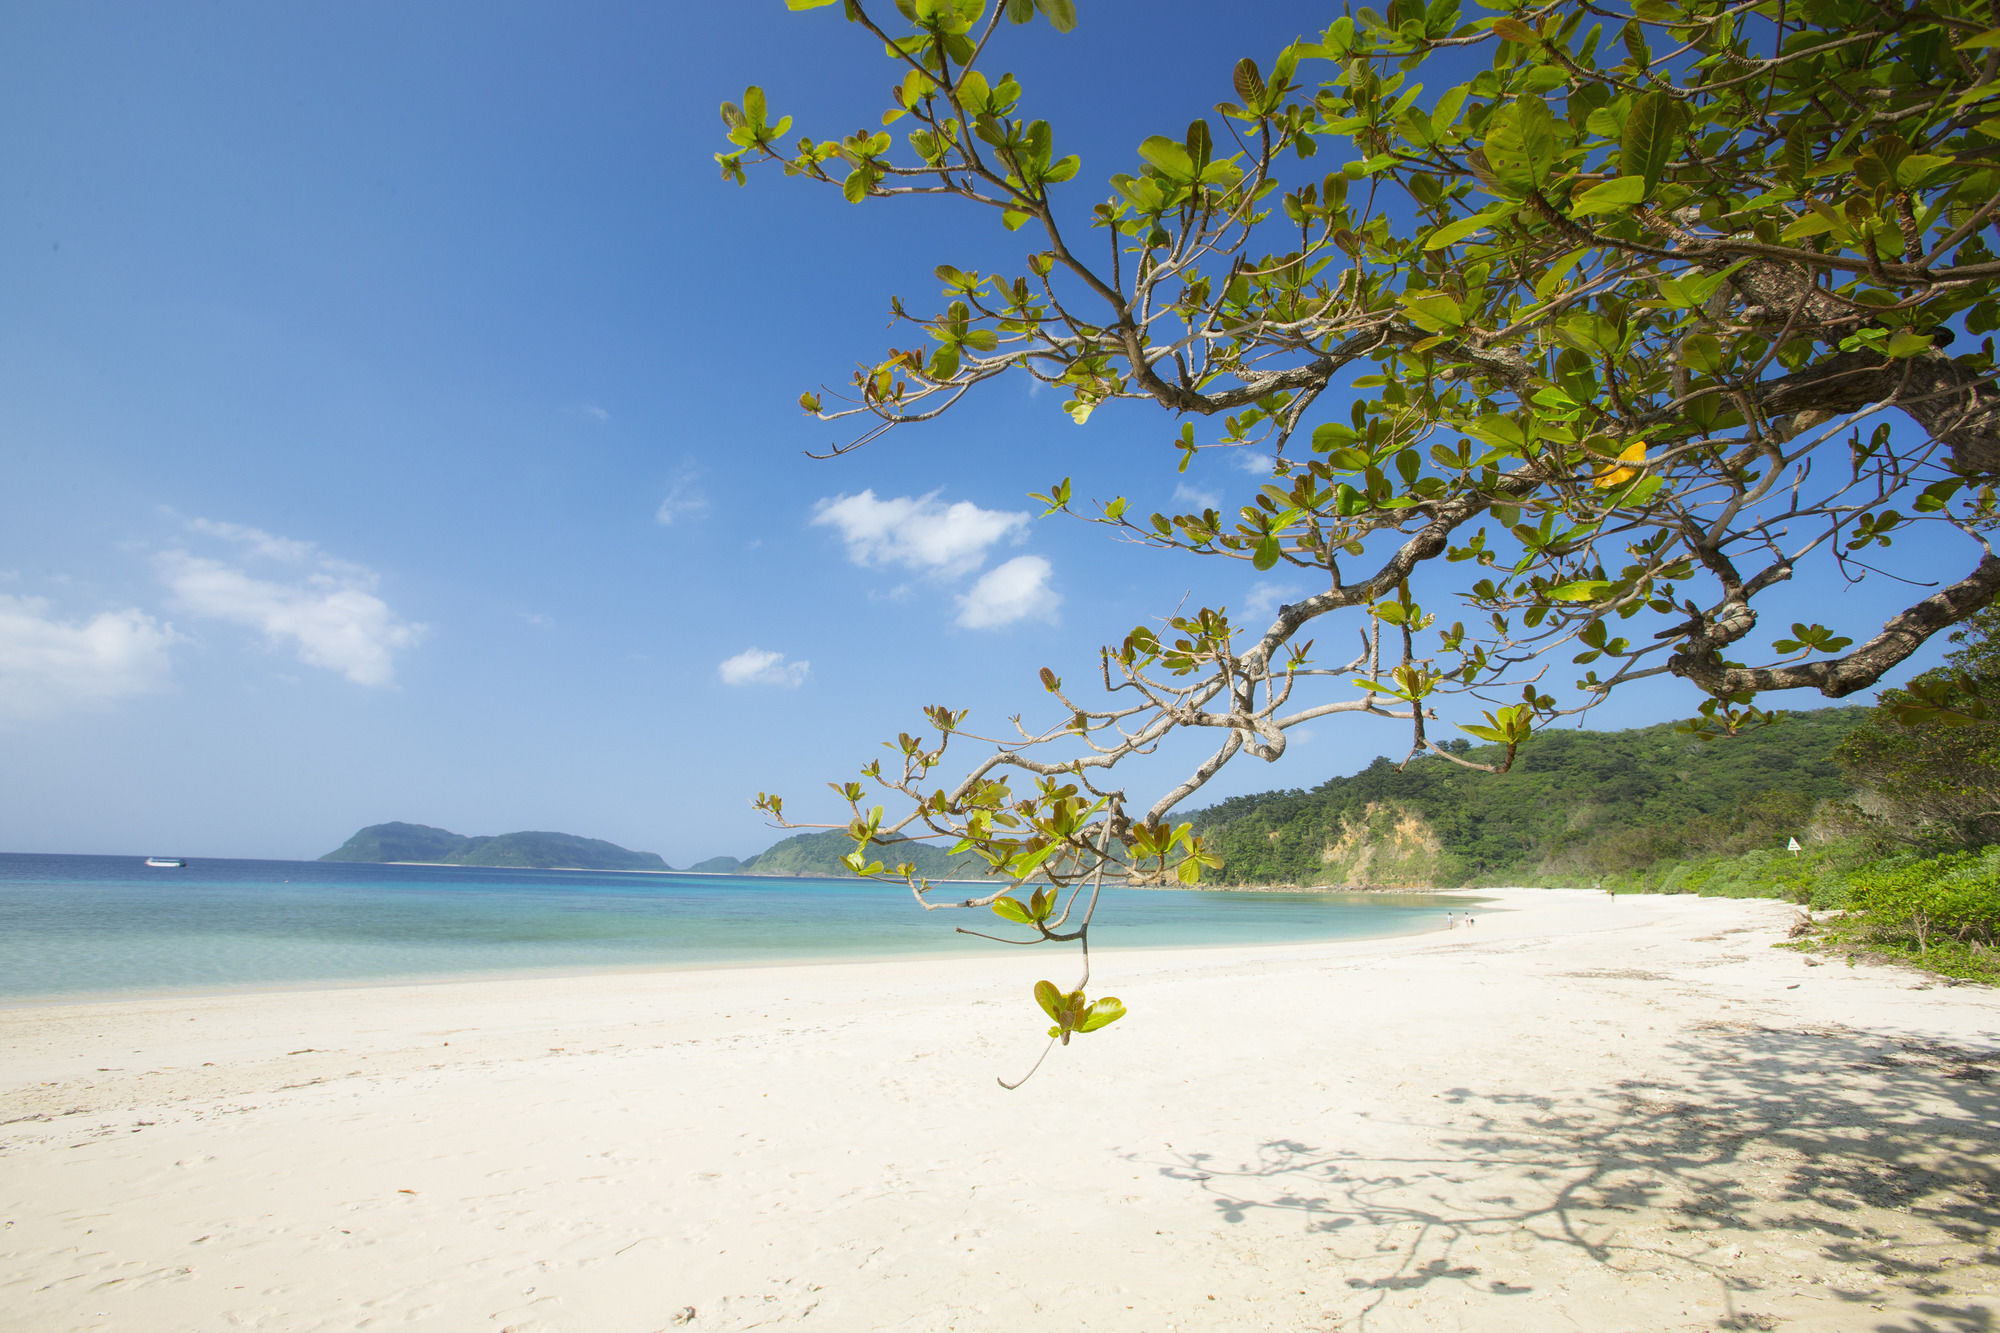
left=729, top=0, right=2000, bottom=1071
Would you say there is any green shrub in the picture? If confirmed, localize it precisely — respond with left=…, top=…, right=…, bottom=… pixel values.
left=1847, top=849, right=2000, bottom=953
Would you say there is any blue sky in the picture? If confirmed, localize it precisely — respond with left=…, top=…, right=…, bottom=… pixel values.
left=0, top=2, right=1965, bottom=863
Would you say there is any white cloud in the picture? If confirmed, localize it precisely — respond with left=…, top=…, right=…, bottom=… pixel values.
left=186, top=518, right=315, bottom=563
left=0, top=595, right=177, bottom=721
left=159, top=524, right=424, bottom=687
left=718, top=647, right=809, bottom=688
left=1241, top=580, right=1312, bottom=626
left=1173, top=482, right=1221, bottom=511
left=957, top=555, right=1058, bottom=629
left=655, top=463, right=709, bottom=526
left=581, top=403, right=611, bottom=422
left=813, top=490, right=1027, bottom=577
left=1232, top=450, right=1276, bottom=476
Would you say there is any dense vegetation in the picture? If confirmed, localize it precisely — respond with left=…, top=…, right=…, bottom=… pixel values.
left=1186, top=708, right=1863, bottom=887
left=322, top=822, right=670, bottom=872
left=1185, top=599, right=2000, bottom=983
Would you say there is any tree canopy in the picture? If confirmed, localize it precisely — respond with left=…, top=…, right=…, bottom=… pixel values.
left=723, top=0, right=2000, bottom=1049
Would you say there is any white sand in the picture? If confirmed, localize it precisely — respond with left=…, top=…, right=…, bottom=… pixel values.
left=2, top=889, right=1997, bottom=1332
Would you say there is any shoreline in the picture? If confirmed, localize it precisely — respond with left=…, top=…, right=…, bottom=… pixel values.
left=5, top=888, right=1995, bottom=1331
left=0, top=897, right=1487, bottom=1012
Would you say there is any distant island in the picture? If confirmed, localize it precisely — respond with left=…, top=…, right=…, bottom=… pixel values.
left=319, top=822, right=989, bottom=880
left=322, top=822, right=669, bottom=871
left=700, top=829, right=988, bottom=880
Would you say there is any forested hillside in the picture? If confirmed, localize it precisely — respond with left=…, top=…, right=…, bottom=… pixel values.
left=322, top=823, right=670, bottom=871
left=732, top=829, right=990, bottom=880
left=1186, top=708, right=1865, bottom=888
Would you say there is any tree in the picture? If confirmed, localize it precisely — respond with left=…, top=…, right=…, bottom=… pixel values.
left=1836, top=599, right=2000, bottom=846
left=722, top=0, right=2000, bottom=1061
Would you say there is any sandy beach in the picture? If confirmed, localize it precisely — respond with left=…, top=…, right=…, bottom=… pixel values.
left=2, top=888, right=1996, bottom=1332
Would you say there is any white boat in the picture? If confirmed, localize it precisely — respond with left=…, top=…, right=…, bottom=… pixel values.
left=144, top=857, right=187, bottom=868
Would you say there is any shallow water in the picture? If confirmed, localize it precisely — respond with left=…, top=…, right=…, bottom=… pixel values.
left=0, top=853, right=1471, bottom=998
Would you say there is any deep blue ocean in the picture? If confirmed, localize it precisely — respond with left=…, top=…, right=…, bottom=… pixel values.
left=0, top=853, right=1469, bottom=1000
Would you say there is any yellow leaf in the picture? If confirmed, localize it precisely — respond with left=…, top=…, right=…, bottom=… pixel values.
left=1594, top=441, right=1647, bottom=489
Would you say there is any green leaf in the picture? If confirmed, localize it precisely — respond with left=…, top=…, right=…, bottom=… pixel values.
left=1185, top=118, right=1213, bottom=172
left=1620, top=91, right=1681, bottom=195
left=1075, top=997, right=1126, bottom=1032
left=1608, top=474, right=1665, bottom=506
left=1233, top=58, right=1266, bottom=107
left=1034, top=0, right=1078, bottom=33
left=1484, top=96, right=1558, bottom=193
left=956, top=69, right=991, bottom=114
left=1422, top=207, right=1508, bottom=249
left=1430, top=85, right=1469, bottom=138
left=1253, top=534, right=1281, bottom=570
left=1681, top=332, right=1723, bottom=374
left=1779, top=209, right=1840, bottom=243
left=1533, top=246, right=1590, bottom=301
left=1894, top=154, right=1950, bottom=189
left=1546, top=580, right=1615, bottom=602
left=992, top=896, right=1034, bottom=924
left=1399, top=290, right=1465, bottom=330
left=1137, top=136, right=1194, bottom=179
left=786, top=0, right=838, bottom=10
left=1033, top=979, right=1064, bottom=1020
left=1884, top=329, right=1934, bottom=359
left=1570, top=175, right=1647, bottom=216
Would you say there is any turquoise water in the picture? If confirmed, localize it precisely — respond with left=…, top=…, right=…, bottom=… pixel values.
left=0, top=853, right=1466, bottom=999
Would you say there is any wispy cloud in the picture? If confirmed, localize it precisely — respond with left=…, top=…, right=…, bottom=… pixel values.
left=186, top=518, right=316, bottom=564
left=0, top=594, right=178, bottom=721
left=1240, top=580, right=1312, bottom=626
left=160, top=521, right=424, bottom=687
left=655, top=462, right=708, bottom=526
left=812, top=490, right=1026, bottom=578
left=1231, top=450, right=1276, bottom=476
left=1172, top=482, right=1221, bottom=511
left=957, top=555, right=1059, bottom=629
left=718, top=647, right=809, bottom=688
left=581, top=403, right=611, bottom=423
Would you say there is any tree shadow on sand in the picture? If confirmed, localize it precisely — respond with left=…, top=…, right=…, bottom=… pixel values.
left=1133, top=1022, right=2000, bottom=1330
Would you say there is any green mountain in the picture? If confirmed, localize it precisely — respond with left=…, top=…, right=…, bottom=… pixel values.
left=322, top=822, right=669, bottom=871
left=685, top=855, right=745, bottom=875
left=736, top=829, right=992, bottom=880
left=1186, top=707, right=1868, bottom=888
left=323, top=821, right=469, bottom=864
